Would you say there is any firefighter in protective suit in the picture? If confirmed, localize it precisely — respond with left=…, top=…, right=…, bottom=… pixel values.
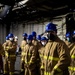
left=69, top=31, right=75, bottom=75
left=2, top=36, right=9, bottom=72
left=3, top=33, right=17, bottom=75
left=20, top=33, right=27, bottom=74
left=38, top=37, right=48, bottom=75
left=31, top=31, right=41, bottom=75
left=23, top=35, right=37, bottom=75
left=42, top=23, right=71, bottom=75
left=0, top=36, right=9, bottom=73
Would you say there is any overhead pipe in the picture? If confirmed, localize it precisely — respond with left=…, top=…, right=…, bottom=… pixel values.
left=0, top=5, right=12, bottom=20
left=0, top=0, right=29, bottom=20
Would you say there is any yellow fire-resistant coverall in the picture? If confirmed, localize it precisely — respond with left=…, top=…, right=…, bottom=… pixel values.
left=65, top=40, right=74, bottom=50
left=32, top=40, right=42, bottom=75
left=38, top=46, right=45, bottom=75
left=23, top=44, right=37, bottom=75
left=3, top=41, right=17, bottom=75
left=20, top=40, right=27, bottom=72
left=68, top=42, right=75, bottom=75
left=32, top=40, right=42, bottom=50
left=43, top=37, right=71, bottom=75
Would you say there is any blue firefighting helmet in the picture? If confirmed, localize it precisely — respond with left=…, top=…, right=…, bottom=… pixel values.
left=23, top=33, right=28, bottom=37
left=41, top=37, right=48, bottom=41
left=27, top=35, right=33, bottom=40
left=8, top=33, right=14, bottom=38
left=37, top=35, right=41, bottom=40
left=45, top=23, right=57, bottom=32
left=66, top=32, right=70, bottom=37
left=31, top=31, right=36, bottom=37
